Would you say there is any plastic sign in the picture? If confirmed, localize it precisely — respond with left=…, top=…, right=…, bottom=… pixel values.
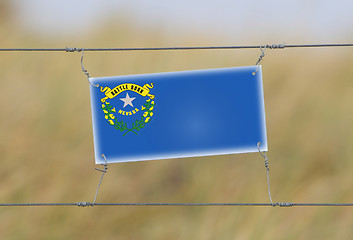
left=90, top=66, right=267, bottom=164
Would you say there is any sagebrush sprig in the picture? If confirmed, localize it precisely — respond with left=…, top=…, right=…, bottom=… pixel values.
left=101, top=100, right=155, bottom=135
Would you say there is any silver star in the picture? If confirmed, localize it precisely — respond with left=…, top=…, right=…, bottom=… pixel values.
left=120, top=92, right=135, bottom=108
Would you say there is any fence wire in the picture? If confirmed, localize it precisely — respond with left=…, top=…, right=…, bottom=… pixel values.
left=0, top=43, right=352, bottom=52
left=1, top=202, right=353, bottom=207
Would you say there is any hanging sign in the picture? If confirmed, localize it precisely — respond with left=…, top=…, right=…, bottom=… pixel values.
left=89, top=66, right=267, bottom=164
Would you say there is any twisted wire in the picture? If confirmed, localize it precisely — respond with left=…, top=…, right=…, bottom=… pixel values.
left=93, top=154, right=108, bottom=206
left=257, top=142, right=274, bottom=205
left=80, top=49, right=99, bottom=87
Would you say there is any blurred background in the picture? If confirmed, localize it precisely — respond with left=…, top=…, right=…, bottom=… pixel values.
left=1, top=0, right=353, bottom=239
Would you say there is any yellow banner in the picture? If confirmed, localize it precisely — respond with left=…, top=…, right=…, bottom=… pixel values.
left=100, top=83, right=154, bottom=103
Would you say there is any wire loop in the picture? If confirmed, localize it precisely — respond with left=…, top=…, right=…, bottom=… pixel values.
left=94, top=154, right=108, bottom=173
left=252, top=43, right=285, bottom=75
left=80, top=49, right=99, bottom=87
left=257, top=142, right=274, bottom=205
left=252, top=46, right=267, bottom=75
left=92, top=154, right=108, bottom=206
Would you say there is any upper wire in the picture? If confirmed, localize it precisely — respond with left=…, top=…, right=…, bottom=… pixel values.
left=1, top=43, right=353, bottom=52
left=1, top=202, right=353, bottom=207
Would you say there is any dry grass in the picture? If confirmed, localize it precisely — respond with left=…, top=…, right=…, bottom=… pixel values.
left=1, top=19, right=353, bottom=240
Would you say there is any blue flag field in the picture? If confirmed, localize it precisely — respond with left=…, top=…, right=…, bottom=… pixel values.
left=90, top=66, right=267, bottom=164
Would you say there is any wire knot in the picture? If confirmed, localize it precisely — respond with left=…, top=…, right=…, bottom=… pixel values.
left=82, top=66, right=91, bottom=79
left=255, top=47, right=266, bottom=66
left=76, top=202, right=92, bottom=207
left=274, top=202, right=293, bottom=207
left=95, top=164, right=108, bottom=173
left=266, top=44, right=286, bottom=49
left=65, top=47, right=82, bottom=52
left=95, top=154, right=108, bottom=173
left=252, top=46, right=267, bottom=75
left=257, top=142, right=270, bottom=170
left=264, top=159, right=270, bottom=169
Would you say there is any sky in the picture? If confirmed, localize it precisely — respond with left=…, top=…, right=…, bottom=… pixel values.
left=10, top=0, right=353, bottom=43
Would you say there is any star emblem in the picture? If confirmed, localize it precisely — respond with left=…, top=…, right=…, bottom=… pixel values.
left=120, top=92, right=135, bottom=108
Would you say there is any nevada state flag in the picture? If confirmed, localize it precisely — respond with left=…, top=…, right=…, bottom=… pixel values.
left=89, top=66, right=268, bottom=164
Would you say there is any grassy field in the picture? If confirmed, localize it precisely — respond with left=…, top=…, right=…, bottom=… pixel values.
left=1, top=18, right=353, bottom=239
